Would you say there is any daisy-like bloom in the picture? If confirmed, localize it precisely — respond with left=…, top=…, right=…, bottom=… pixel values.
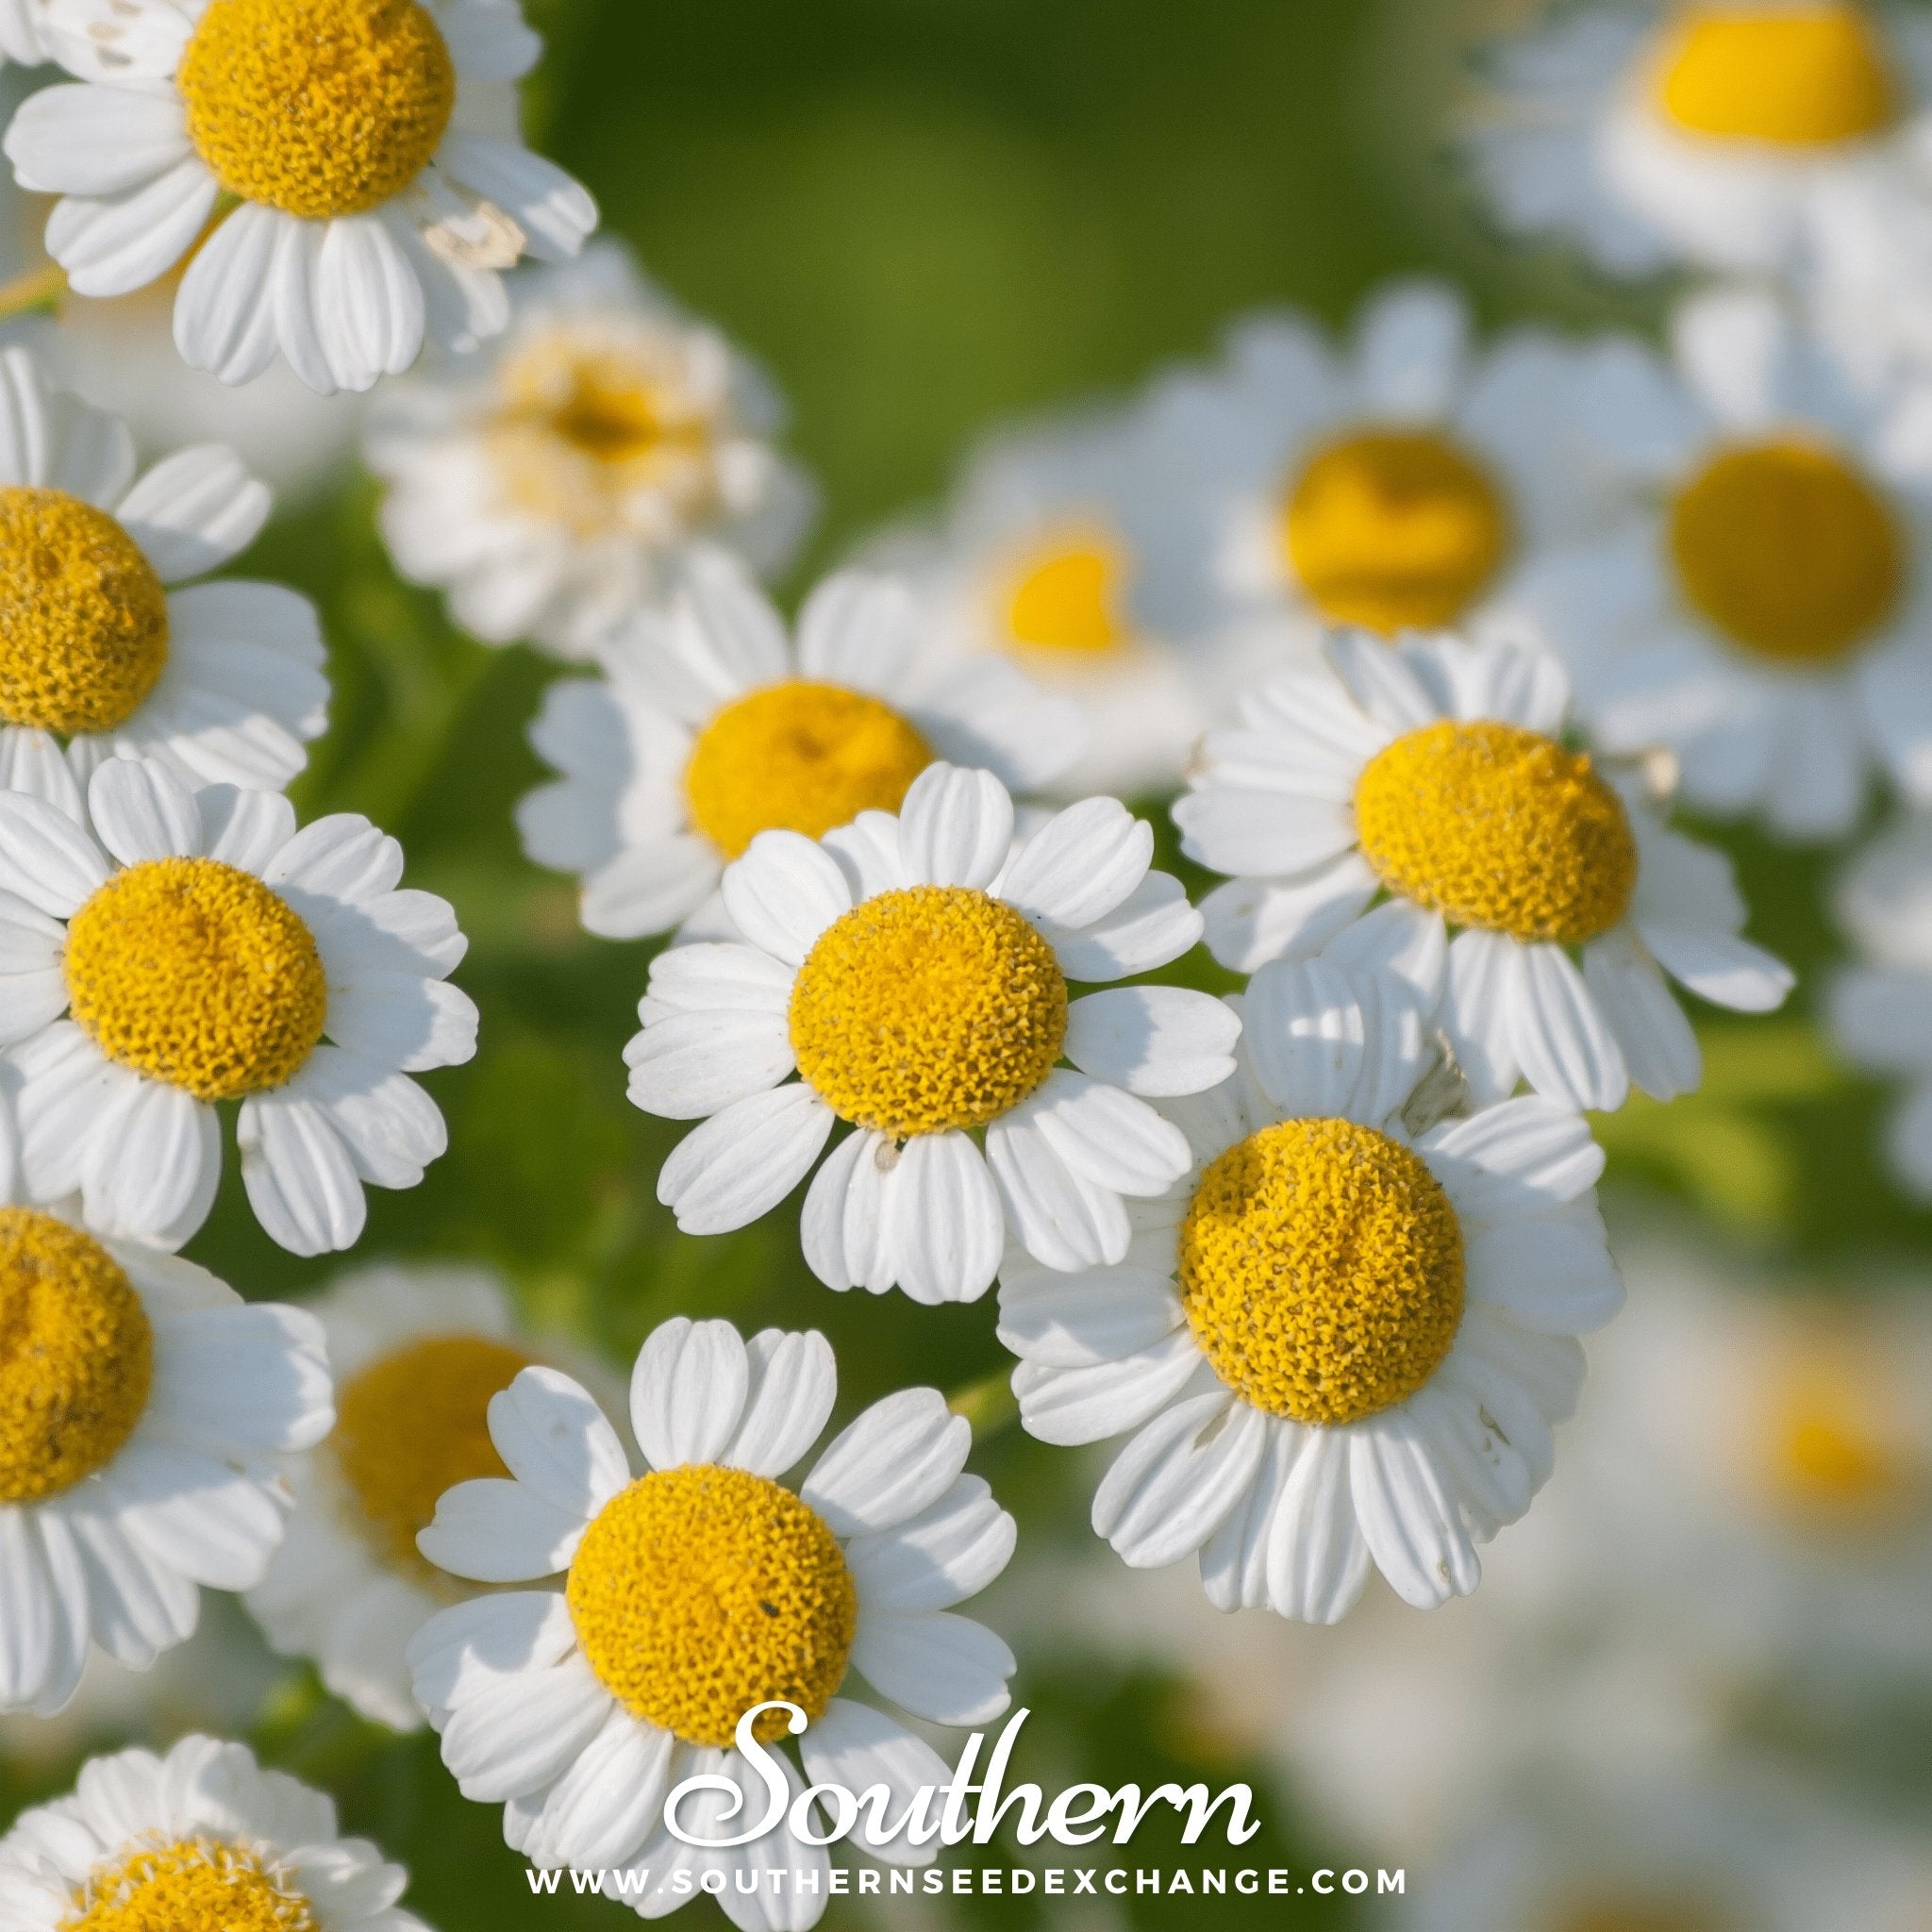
left=0, top=755, right=476, bottom=1256
left=247, top=1261, right=625, bottom=1731
left=1461, top=0, right=1932, bottom=277
left=1174, top=629, right=1793, bottom=1113
left=2, top=0, right=597, bottom=396
left=625, top=761, right=1240, bottom=1301
left=0, top=343, right=326, bottom=795
left=369, top=242, right=815, bottom=662
left=408, top=1316, right=1016, bottom=1917
left=0, top=1169, right=331, bottom=1715
left=0, top=1733, right=428, bottom=1932
left=1525, top=287, right=1932, bottom=839
left=519, top=557, right=1085, bottom=941
left=1001, top=947, right=1621, bottom=1622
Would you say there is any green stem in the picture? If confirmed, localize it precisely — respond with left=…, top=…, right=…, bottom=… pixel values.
left=948, top=1369, right=1019, bottom=1442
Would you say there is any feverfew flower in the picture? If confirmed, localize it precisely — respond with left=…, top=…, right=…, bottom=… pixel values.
left=625, top=762, right=1240, bottom=1303
left=369, top=242, right=814, bottom=660
left=1174, top=629, right=1792, bottom=1112
left=4, top=0, right=598, bottom=394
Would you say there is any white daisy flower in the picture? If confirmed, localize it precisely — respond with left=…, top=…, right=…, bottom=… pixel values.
left=3, top=0, right=598, bottom=396
left=1003, top=949, right=1620, bottom=1621
left=369, top=242, right=815, bottom=662
left=1174, top=628, right=1793, bottom=1113
left=0, top=342, right=327, bottom=796
left=519, top=557, right=1085, bottom=942
left=1524, top=286, right=1932, bottom=839
left=0, top=1156, right=332, bottom=1716
left=0, top=1732, right=428, bottom=1932
left=408, top=1316, right=1017, bottom=1917
left=625, top=761, right=1240, bottom=1302
left=0, top=755, right=477, bottom=1256
left=1461, top=0, right=1932, bottom=277
left=247, top=1260, right=623, bottom=1732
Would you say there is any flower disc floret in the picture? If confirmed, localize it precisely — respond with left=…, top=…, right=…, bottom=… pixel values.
left=1353, top=719, right=1638, bottom=944
left=64, top=858, right=330, bottom=1103
left=684, top=680, right=934, bottom=859
left=1668, top=439, right=1903, bottom=665
left=1177, top=1119, right=1466, bottom=1427
left=0, top=1208, right=152, bottom=1505
left=177, top=0, right=457, bottom=222
left=63, top=1838, right=314, bottom=1932
left=336, top=1334, right=533, bottom=1574
left=1656, top=3, right=1896, bottom=146
left=565, top=1465, right=857, bottom=1748
left=1282, top=428, right=1510, bottom=634
left=0, top=487, right=169, bottom=735
left=790, top=884, right=1069, bottom=1138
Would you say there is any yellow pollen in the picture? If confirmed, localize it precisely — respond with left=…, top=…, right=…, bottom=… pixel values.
left=1354, top=720, right=1639, bottom=945
left=1282, top=428, right=1510, bottom=634
left=1656, top=4, right=1896, bottom=146
left=684, top=680, right=933, bottom=860
left=790, top=884, right=1067, bottom=1138
left=64, top=858, right=329, bottom=1103
left=64, top=1837, right=315, bottom=1932
left=335, top=1334, right=536, bottom=1574
left=1178, top=1119, right=1466, bottom=1428
left=1669, top=439, right=1903, bottom=665
left=0, top=1208, right=152, bottom=1505
left=566, top=1465, right=856, bottom=1749
left=1003, top=533, right=1131, bottom=657
left=177, top=0, right=456, bottom=222
left=0, top=488, right=169, bottom=735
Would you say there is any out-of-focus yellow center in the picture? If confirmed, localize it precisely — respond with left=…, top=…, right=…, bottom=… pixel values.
left=0, top=488, right=169, bottom=736
left=63, top=1838, right=314, bottom=1932
left=1769, top=1374, right=1917, bottom=1522
left=1669, top=439, right=1904, bottom=664
left=684, top=679, right=933, bottom=859
left=1655, top=4, right=1896, bottom=146
left=1178, top=1119, right=1466, bottom=1427
left=1282, top=428, right=1510, bottom=634
left=1003, top=533, right=1131, bottom=657
left=178, top=0, right=456, bottom=220
left=64, top=858, right=329, bottom=1102
left=1354, top=720, right=1639, bottom=944
left=336, top=1333, right=536, bottom=1574
left=790, top=884, right=1067, bottom=1138
left=0, top=1208, right=152, bottom=1505
left=566, top=1465, right=856, bottom=1748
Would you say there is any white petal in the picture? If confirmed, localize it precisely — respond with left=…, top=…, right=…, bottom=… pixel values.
left=1418, top=1095, right=1604, bottom=1223
left=718, top=1329, right=837, bottom=1479
left=1195, top=858, right=1379, bottom=972
left=799, top=1700, right=951, bottom=1867
left=237, top=1091, right=365, bottom=1257
left=985, top=1108, right=1129, bottom=1272
left=1508, top=941, right=1628, bottom=1112
left=894, top=763, right=1012, bottom=891
left=1013, top=1329, right=1205, bottom=1446
left=1063, top=987, right=1241, bottom=1097
left=99, top=1440, right=284, bottom=1591
left=1441, top=927, right=1523, bottom=1105
left=889, top=1132, right=1004, bottom=1305
left=85, top=757, right=201, bottom=867
left=1024, top=1070, right=1192, bottom=1196
left=628, top=1317, right=750, bottom=1471
left=794, top=572, right=914, bottom=691
left=83, top=1078, right=219, bottom=1250
left=3, top=83, right=188, bottom=196
left=1037, top=870, right=1201, bottom=979
left=849, top=1611, right=1013, bottom=1726
left=1001, top=796, right=1152, bottom=928
left=115, top=445, right=269, bottom=582
left=434, top=133, right=597, bottom=262
left=996, top=1267, right=1183, bottom=1369
left=624, top=1009, right=792, bottom=1120
left=719, top=832, right=852, bottom=967
left=656, top=1085, right=834, bottom=1235
left=417, top=1478, right=585, bottom=1583
left=1467, top=1215, right=1624, bottom=1334
left=845, top=1475, right=1014, bottom=1615
left=173, top=201, right=282, bottom=386
left=439, top=1654, right=611, bottom=1803
left=407, top=1590, right=575, bottom=1717
left=315, top=215, right=426, bottom=392
left=1582, top=926, right=1702, bottom=1100
left=0, top=791, right=108, bottom=915
left=1637, top=920, right=1794, bottom=1013
left=0, top=1510, right=59, bottom=1712
left=47, top=158, right=216, bottom=298
left=1091, top=1391, right=1269, bottom=1570
left=802, top=1388, right=969, bottom=1537
left=1265, top=1429, right=1372, bottom=1624
left=1349, top=1412, right=1481, bottom=1610
left=490, top=1367, right=630, bottom=1519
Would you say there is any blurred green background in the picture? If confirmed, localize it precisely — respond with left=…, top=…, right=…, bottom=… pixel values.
left=7, top=0, right=1930, bottom=1924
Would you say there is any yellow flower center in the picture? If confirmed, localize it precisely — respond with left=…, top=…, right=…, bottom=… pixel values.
left=177, top=0, right=456, bottom=222
left=1769, top=1374, right=1918, bottom=1523
left=684, top=680, right=933, bottom=860
left=790, top=884, right=1067, bottom=1138
left=566, top=1465, right=856, bottom=1749
left=334, top=1333, right=536, bottom=1574
left=1003, top=532, right=1131, bottom=657
left=1655, top=3, right=1896, bottom=146
left=64, top=858, right=329, bottom=1103
left=1354, top=720, right=1639, bottom=945
left=0, top=488, right=169, bottom=736
left=64, top=1838, right=314, bottom=1932
left=1668, top=439, right=1904, bottom=665
left=1282, top=428, right=1510, bottom=634
left=1178, top=1119, right=1466, bottom=1428
left=0, top=1208, right=152, bottom=1506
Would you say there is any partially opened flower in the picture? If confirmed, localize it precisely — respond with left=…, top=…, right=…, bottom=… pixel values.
left=0, top=1733, right=427, bottom=1931
left=4, top=0, right=597, bottom=394
left=1002, top=949, right=1621, bottom=1620
left=1174, top=629, right=1792, bottom=1112
left=625, top=761, right=1240, bottom=1302
left=0, top=343, right=326, bottom=794
left=0, top=756, right=476, bottom=1254
left=521, top=558, right=1083, bottom=941
left=409, top=1316, right=1016, bottom=1917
